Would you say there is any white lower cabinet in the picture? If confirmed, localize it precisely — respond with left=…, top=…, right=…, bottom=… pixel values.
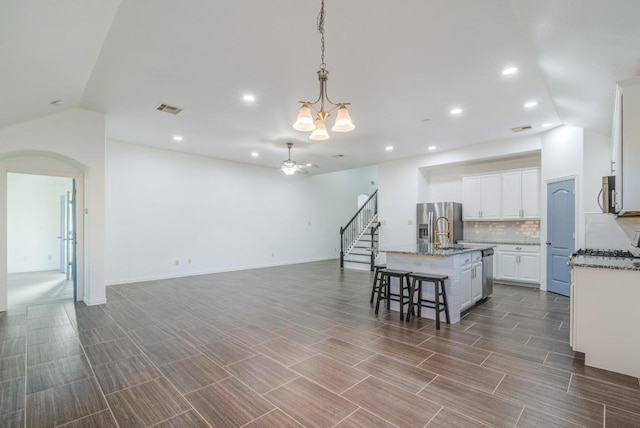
left=496, top=245, right=540, bottom=284
left=471, top=258, right=483, bottom=303
left=460, top=252, right=482, bottom=311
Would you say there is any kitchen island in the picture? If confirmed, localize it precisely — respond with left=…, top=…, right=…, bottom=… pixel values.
left=569, top=254, right=640, bottom=377
left=382, top=244, right=494, bottom=323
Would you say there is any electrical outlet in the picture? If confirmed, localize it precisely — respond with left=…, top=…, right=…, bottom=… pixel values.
left=47, top=255, right=52, bottom=260
left=175, top=260, right=179, bottom=266
left=271, top=252, right=274, bottom=257
left=188, top=259, right=192, bottom=264
left=408, top=219, right=413, bottom=225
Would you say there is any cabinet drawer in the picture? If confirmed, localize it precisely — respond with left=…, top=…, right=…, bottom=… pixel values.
left=498, top=244, right=540, bottom=253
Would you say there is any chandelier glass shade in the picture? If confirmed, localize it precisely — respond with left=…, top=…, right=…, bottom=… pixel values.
left=293, top=0, right=354, bottom=140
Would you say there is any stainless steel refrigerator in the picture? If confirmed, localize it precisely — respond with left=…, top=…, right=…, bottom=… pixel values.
left=417, top=202, right=463, bottom=246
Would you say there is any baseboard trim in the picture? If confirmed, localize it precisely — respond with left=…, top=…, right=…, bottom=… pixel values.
left=105, top=257, right=338, bottom=286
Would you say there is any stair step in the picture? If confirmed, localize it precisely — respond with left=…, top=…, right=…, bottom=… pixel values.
left=344, top=259, right=370, bottom=264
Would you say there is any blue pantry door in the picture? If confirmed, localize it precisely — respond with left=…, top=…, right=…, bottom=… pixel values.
left=546, top=179, right=575, bottom=296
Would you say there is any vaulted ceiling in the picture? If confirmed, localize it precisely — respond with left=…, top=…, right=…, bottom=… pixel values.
left=2, top=0, right=639, bottom=173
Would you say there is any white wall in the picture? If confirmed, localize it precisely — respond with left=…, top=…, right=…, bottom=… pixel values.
left=419, top=155, right=541, bottom=203
left=378, top=135, right=542, bottom=248
left=105, top=141, right=377, bottom=284
left=0, top=108, right=106, bottom=306
left=7, top=173, right=73, bottom=273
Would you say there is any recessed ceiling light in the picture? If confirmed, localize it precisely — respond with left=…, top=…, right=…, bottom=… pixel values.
left=385, top=146, right=394, bottom=151
left=251, top=152, right=259, bottom=157
left=428, top=146, right=437, bottom=151
left=450, top=108, right=463, bottom=115
left=502, top=67, right=518, bottom=76
left=542, top=123, right=552, bottom=128
left=173, top=135, right=183, bottom=142
left=242, top=94, right=256, bottom=102
left=306, top=163, right=312, bottom=167
left=524, top=101, right=538, bottom=109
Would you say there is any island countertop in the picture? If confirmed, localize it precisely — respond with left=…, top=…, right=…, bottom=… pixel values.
left=382, top=243, right=494, bottom=257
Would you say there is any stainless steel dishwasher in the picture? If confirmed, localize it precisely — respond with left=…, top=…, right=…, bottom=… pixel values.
left=481, top=248, right=494, bottom=299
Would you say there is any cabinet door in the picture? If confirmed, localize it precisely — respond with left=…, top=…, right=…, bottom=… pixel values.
left=480, top=174, right=501, bottom=219
left=471, top=261, right=483, bottom=302
left=462, top=177, right=482, bottom=220
left=497, top=252, right=518, bottom=281
left=518, top=253, right=540, bottom=283
left=501, top=171, right=522, bottom=219
left=521, top=169, right=540, bottom=218
left=460, top=264, right=473, bottom=311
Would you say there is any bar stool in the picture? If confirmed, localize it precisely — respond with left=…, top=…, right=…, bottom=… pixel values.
left=369, top=264, right=387, bottom=304
left=406, top=273, right=450, bottom=329
left=375, top=268, right=412, bottom=320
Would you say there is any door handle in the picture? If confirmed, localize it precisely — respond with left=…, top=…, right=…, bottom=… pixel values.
left=545, top=241, right=551, bottom=245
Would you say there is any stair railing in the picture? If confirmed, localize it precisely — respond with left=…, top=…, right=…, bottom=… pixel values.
left=340, top=190, right=378, bottom=268
left=369, top=221, right=381, bottom=271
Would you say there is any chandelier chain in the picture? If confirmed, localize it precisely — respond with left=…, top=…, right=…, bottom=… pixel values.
left=318, top=0, right=326, bottom=69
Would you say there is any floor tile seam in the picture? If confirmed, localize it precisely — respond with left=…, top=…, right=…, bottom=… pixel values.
left=52, top=408, right=119, bottom=428
left=176, top=371, right=235, bottom=396
left=360, top=342, right=431, bottom=367
left=74, top=329, right=131, bottom=428
left=603, top=403, right=640, bottom=420
left=539, top=358, right=624, bottom=387
left=343, top=372, right=446, bottom=425
left=24, top=351, right=91, bottom=375
left=427, top=348, right=498, bottom=371
left=565, top=385, right=640, bottom=413
left=85, top=348, right=146, bottom=369
left=146, top=348, right=208, bottom=369
left=236, top=408, right=287, bottom=428
left=416, top=363, right=507, bottom=394
left=492, top=383, right=607, bottom=422
left=146, top=409, right=213, bottom=428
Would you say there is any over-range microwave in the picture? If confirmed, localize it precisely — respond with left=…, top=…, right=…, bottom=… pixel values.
left=598, top=175, right=616, bottom=214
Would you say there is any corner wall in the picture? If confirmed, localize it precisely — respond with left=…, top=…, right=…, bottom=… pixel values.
left=0, top=109, right=106, bottom=305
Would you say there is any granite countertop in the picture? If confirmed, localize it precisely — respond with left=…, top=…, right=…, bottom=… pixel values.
left=568, top=255, right=640, bottom=271
left=382, top=243, right=493, bottom=257
left=459, top=240, right=540, bottom=246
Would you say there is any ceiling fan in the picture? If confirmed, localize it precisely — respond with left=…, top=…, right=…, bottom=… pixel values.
left=280, top=142, right=316, bottom=175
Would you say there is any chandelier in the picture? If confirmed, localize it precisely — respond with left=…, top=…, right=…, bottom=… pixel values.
left=293, top=0, right=355, bottom=140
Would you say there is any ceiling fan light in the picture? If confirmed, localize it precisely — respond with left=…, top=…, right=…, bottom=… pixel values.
left=310, top=117, right=330, bottom=140
left=293, top=104, right=316, bottom=131
left=281, top=165, right=297, bottom=175
left=331, top=106, right=355, bottom=132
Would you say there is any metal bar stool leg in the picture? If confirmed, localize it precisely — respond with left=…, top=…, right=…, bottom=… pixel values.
left=440, top=279, right=450, bottom=324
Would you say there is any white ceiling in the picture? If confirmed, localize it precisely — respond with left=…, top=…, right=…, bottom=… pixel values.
left=2, top=0, right=640, bottom=174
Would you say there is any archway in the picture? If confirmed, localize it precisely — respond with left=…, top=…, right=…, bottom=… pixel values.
left=0, top=152, right=86, bottom=312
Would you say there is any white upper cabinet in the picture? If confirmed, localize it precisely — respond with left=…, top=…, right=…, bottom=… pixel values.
left=501, top=169, right=540, bottom=220
left=521, top=169, right=540, bottom=218
left=463, top=168, right=540, bottom=221
left=462, top=174, right=501, bottom=220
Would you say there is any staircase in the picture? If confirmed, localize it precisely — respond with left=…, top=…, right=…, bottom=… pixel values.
left=340, top=191, right=381, bottom=271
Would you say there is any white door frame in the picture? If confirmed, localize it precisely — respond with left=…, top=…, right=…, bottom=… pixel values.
left=0, top=165, right=85, bottom=311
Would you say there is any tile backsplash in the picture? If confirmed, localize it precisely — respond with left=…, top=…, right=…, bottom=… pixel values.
left=585, top=213, right=640, bottom=250
left=463, top=221, right=540, bottom=243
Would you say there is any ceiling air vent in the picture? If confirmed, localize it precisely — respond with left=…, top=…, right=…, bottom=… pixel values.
left=156, top=103, right=183, bottom=115
left=510, top=125, right=532, bottom=133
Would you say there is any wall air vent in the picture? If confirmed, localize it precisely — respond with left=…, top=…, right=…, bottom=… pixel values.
left=156, top=104, right=183, bottom=115
left=511, top=125, right=532, bottom=133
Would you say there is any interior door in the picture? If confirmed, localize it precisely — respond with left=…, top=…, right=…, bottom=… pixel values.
left=546, top=179, right=575, bottom=296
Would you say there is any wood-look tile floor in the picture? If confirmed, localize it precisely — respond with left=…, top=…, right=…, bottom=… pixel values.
left=1, top=260, right=639, bottom=427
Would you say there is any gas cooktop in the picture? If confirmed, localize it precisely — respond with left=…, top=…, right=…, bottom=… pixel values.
left=574, top=248, right=639, bottom=259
